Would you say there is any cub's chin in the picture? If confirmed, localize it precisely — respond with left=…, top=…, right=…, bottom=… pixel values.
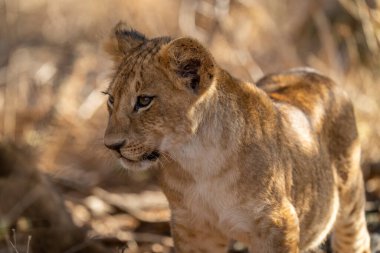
left=119, top=150, right=160, bottom=171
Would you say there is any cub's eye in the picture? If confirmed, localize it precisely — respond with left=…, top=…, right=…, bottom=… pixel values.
left=102, top=91, right=114, bottom=109
left=107, top=96, right=114, bottom=108
left=134, top=95, right=154, bottom=111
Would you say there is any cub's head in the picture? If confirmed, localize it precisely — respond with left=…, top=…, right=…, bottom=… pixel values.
left=103, top=23, right=216, bottom=170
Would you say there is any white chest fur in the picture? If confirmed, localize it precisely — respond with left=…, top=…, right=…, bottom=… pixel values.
left=169, top=137, right=251, bottom=241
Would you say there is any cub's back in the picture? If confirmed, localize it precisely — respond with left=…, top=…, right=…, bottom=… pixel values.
left=256, top=68, right=337, bottom=133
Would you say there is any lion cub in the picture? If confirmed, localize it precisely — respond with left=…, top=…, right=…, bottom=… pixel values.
left=103, top=23, right=370, bottom=253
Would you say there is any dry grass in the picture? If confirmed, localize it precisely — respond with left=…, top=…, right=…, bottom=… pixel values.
left=0, top=0, right=379, bottom=252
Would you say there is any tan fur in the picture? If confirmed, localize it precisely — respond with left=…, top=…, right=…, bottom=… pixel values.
left=103, top=23, right=370, bottom=253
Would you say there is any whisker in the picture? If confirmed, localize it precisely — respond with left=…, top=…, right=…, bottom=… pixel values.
left=159, top=153, right=168, bottom=162
left=161, top=152, right=172, bottom=163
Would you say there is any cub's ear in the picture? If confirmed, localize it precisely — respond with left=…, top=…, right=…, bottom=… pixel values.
left=104, top=22, right=147, bottom=65
left=159, top=37, right=215, bottom=94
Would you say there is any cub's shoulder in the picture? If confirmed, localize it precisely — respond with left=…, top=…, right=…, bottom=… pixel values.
left=255, top=68, right=353, bottom=133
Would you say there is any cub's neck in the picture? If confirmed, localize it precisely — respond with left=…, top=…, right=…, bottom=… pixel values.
left=167, top=69, right=275, bottom=178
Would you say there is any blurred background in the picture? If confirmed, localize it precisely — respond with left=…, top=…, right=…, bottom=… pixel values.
left=0, top=0, right=379, bottom=252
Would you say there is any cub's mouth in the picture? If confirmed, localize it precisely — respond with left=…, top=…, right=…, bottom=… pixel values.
left=142, top=150, right=160, bottom=161
left=119, top=150, right=160, bottom=165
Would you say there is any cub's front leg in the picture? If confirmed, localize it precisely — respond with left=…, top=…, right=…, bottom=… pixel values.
left=249, top=201, right=300, bottom=253
left=171, top=210, right=229, bottom=253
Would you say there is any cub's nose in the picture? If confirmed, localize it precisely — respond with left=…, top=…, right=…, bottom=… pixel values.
left=104, top=139, right=126, bottom=152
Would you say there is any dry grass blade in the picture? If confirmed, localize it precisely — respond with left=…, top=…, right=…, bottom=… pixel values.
left=6, top=235, right=19, bottom=253
left=338, top=0, right=380, bottom=54
left=11, top=229, right=16, bottom=249
left=26, top=236, right=31, bottom=253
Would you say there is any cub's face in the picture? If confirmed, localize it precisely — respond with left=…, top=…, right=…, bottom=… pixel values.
left=104, top=24, right=215, bottom=170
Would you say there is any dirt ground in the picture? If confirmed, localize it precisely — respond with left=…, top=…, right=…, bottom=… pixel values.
left=0, top=0, right=380, bottom=252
